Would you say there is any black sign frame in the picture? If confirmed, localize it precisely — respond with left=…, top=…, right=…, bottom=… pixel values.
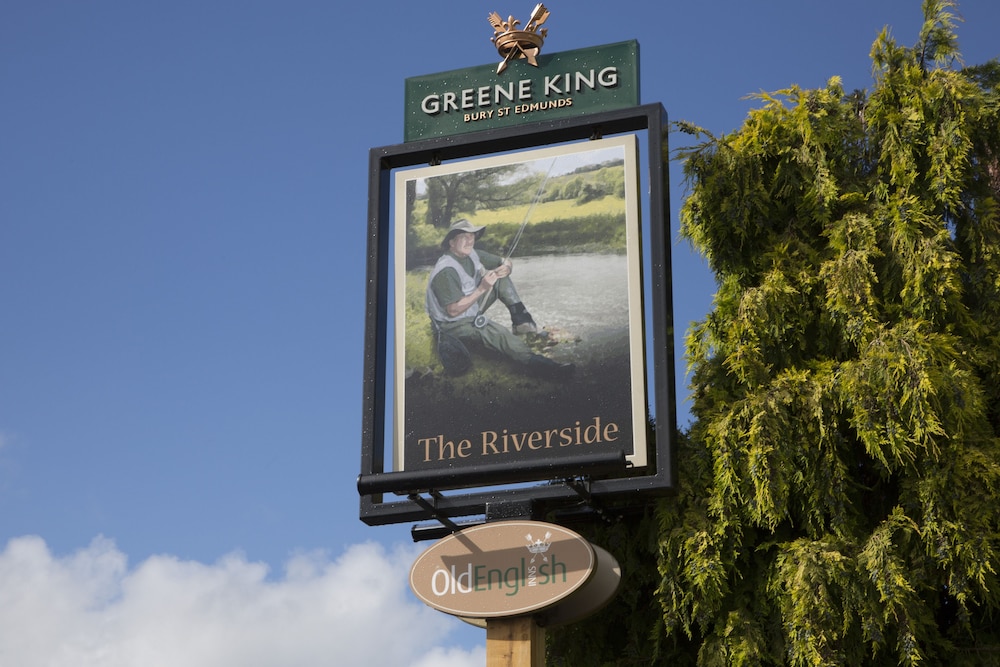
left=359, top=104, right=676, bottom=526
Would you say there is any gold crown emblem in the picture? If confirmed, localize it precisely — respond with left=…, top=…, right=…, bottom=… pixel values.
left=489, top=4, right=550, bottom=75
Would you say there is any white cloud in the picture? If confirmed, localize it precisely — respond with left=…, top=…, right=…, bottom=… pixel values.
left=410, top=645, right=488, bottom=667
left=0, top=535, right=484, bottom=667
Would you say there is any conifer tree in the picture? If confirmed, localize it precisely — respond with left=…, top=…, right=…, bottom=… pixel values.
left=656, top=1, right=1000, bottom=664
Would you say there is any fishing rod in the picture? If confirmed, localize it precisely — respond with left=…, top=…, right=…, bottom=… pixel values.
left=474, top=157, right=558, bottom=327
left=504, top=157, right=557, bottom=262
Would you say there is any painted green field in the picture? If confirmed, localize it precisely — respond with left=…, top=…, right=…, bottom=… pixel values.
left=408, top=194, right=628, bottom=263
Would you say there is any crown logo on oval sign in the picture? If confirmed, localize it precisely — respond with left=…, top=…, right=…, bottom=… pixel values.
left=525, top=531, right=553, bottom=563
left=489, top=4, right=550, bottom=75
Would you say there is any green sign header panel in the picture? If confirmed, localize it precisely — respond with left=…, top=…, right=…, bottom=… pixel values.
left=404, top=41, right=639, bottom=142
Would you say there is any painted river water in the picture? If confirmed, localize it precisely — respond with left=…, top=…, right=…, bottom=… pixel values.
left=498, top=252, right=633, bottom=365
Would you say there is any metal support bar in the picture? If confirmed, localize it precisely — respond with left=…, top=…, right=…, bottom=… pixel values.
left=411, top=519, right=484, bottom=542
left=357, top=450, right=626, bottom=497
left=407, top=493, right=462, bottom=533
left=563, top=477, right=619, bottom=524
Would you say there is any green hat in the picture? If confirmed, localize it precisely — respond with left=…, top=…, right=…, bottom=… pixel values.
left=441, top=219, right=485, bottom=249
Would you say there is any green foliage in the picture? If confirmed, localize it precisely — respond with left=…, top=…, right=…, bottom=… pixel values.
left=552, top=1, right=1000, bottom=664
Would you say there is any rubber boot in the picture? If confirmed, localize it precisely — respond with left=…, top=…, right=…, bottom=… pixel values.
left=508, top=302, right=539, bottom=335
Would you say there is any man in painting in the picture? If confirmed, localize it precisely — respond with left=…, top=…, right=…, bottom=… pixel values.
left=425, top=219, right=572, bottom=378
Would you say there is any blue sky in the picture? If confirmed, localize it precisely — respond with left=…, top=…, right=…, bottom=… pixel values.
left=1, top=2, right=997, bottom=665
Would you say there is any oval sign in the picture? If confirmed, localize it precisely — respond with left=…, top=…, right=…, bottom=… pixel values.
left=409, top=520, right=595, bottom=618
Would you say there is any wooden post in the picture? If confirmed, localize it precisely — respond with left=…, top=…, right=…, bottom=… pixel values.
left=486, top=616, right=545, bottom=666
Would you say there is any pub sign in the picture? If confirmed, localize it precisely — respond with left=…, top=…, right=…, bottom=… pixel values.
left=358, top=13, right=674, bottom=526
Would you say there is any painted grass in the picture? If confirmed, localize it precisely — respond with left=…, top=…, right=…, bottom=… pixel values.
left=409, top=195, right=628, bottom=261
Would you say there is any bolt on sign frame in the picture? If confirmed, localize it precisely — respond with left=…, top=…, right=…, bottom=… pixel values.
left=359, top=104, right=676, bottom=527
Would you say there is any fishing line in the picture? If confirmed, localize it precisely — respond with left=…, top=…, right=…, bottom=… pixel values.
left=476, top=157, right=559, bottom=324
left=504, top=157, right=558, bottom=262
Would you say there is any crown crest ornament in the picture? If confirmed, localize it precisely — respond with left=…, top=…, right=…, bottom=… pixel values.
left=489, top=4, right=550, bottom=75
left=525, top=531, right=553, bottom=562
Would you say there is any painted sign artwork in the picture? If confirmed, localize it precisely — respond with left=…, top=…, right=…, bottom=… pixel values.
left=393, top=135, right=647, bottom=473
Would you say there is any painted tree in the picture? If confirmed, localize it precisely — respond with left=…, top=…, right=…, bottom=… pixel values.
left=551, top=2, right=1000, bottom=665
left=423, top=164, right=522, bottom=227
